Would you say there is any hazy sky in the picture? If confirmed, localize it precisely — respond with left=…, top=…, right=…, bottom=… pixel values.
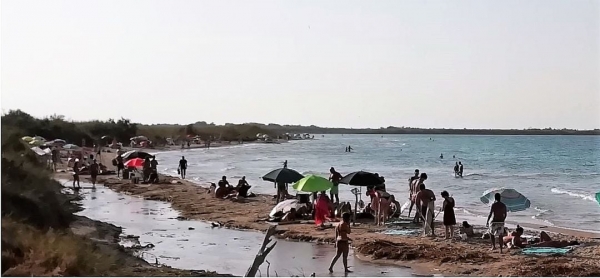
left=2, top=0, right=599, bottom=129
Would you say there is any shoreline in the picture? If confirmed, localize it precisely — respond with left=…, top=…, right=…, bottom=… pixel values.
left=55, top=164, right=600, bottom=277
left=68, top=214, right=232, bottom=276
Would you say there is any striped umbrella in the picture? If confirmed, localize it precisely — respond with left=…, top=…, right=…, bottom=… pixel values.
left=481, top=188, right=531, bottom=212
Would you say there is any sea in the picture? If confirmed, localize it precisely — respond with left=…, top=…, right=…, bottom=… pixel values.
left=152, top=134, right=600, bottom=232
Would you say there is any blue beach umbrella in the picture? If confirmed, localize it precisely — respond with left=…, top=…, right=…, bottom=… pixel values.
left=481, top=188, right=531, bottom=212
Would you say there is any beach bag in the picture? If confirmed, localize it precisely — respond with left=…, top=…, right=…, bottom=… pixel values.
left=112, top=158, right=117, bottom=166
left=177, top=168, right=181, bottom=175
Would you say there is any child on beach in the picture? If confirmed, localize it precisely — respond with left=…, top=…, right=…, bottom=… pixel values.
left=328, top=212, right=352, bottom=273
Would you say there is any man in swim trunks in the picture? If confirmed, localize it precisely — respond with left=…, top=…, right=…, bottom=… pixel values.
left=486, top=193, right=508, bottom=253
left=415, top=182, right=436, bottom=236
left=329, top=167, right=342, bottom=205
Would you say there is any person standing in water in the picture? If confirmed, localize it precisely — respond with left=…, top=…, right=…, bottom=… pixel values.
left=347, top=145, right=352, bottom=152
left=178, top=156, right=187, bottom=179
left=458, top=161, right=464, bottom=177
left=328, top=212, right=352, bottom=273
left=454, top=162, right=459, bottom=177
left=440, top=153, right=444, bottom=159
left=329, top=167, right=342, bottom=204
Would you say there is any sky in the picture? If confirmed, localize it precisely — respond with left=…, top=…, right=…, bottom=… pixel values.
left=1, top=0, right=599, bottom=129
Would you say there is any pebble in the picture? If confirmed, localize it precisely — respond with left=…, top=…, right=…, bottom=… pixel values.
left=188, top=227, right=195, bottom=230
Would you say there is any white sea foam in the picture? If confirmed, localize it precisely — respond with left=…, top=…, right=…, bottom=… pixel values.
left=550, top=188, right=595, bottom=202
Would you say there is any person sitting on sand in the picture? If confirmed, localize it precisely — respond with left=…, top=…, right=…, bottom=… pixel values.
left=460, top=221, right=475, bottom=237
left=215, top=182, right=228, bottom=199
left=486, top=193, right=508, bottom=253
left=328, top=212, right=352, bottom=273
left=504, top=228, right=579, bottom=249
left=281, top=208, right=297, bottom=222
left=234, top=176, right=252, bottom=197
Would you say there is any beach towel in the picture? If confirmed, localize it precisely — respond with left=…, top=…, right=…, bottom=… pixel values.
left=314, top=196, right=330, bottom=226
left=381, top=229, right=420, bottom=236
left=521, top=247, right=572, bottom=256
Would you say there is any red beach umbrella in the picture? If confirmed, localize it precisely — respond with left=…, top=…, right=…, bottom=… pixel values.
left=124, top=158, right=144, bottom=168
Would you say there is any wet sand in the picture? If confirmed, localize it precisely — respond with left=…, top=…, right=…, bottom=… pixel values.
left=55, top=153, right=600, bottom=277
left=69, top=180, right=414, bottom=277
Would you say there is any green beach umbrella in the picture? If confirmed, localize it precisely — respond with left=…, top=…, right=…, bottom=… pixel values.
left=292, top=175, right=333, bottom=193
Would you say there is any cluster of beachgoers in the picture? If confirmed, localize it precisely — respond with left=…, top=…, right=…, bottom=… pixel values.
left=49, top=144, right=599, bottom=276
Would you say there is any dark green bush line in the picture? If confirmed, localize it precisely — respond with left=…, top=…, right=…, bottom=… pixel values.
left=2, top=110, right=275, bottom=146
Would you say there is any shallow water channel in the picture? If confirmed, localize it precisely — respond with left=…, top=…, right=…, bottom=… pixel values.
left=66, top=181, right=415, bottom=277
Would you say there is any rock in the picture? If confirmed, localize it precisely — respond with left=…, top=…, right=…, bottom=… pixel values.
left=188, top=227, right=195, bottom=230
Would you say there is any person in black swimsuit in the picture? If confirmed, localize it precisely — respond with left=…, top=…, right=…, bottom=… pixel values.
left=441, top=191, right=456, bottom=239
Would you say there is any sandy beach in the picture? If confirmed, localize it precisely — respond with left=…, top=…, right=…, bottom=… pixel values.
left=54, top=151, right=600, bottom=277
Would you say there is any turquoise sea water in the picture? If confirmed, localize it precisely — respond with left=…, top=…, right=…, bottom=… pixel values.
left=153, top=135, right=600, bottom=231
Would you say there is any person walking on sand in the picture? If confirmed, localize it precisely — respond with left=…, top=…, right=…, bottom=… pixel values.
left=51, top=147, right=60, bottom=172
left=329, top=212, right=352, bottom=273
left=441, top=191, right=456, bottom=239
left=415, top=182, right=436, bottom=236
left=90, top=159, right=99, bottom=189
left=486, top=193, right=508, bottom=253
left=329, top=167, right=342, bottom=204
left=72, top=159, right=81, bottom=189
left=116, top=154, right=124, bottom=178
left=178, top=156, right=188, bottom=179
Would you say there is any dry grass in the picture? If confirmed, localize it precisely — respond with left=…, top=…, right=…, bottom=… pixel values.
left=1, top=218, right=117, bottom=276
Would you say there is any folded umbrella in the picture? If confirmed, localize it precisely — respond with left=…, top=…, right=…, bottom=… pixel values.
left=481, top=188, right=531, bottom=212
left=292, top=175, right=333, bottom=193
left=124, top=158, right=145, bottom=168
left=262, top=168, right=304, bottom=184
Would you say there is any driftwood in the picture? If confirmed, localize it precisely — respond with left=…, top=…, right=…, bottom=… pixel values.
left=245, top=226, right=278, bottom=277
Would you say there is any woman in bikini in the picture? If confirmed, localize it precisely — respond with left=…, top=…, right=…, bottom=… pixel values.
left=329, top=212, right=352, bottom=273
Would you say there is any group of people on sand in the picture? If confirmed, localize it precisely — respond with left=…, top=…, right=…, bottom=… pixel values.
left=209, top=175, right=254, bottom=200
left=406, top=169, right=457, bottom=239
